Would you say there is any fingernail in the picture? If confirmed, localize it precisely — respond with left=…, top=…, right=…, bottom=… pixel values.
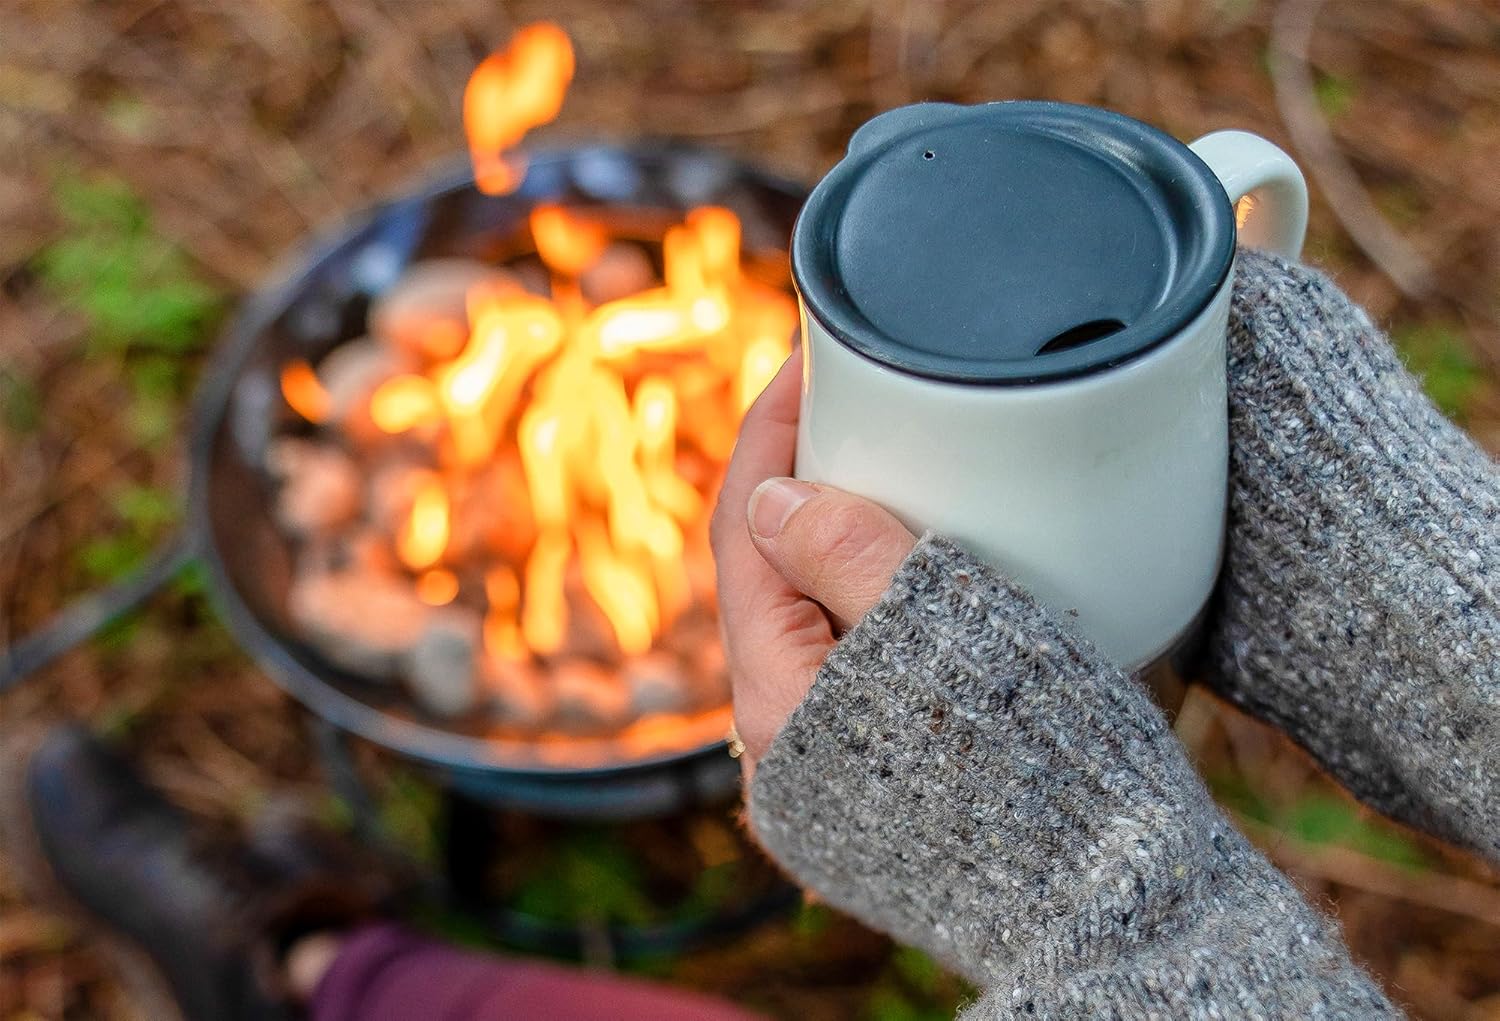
left=749, top=477, right=816, bottom=539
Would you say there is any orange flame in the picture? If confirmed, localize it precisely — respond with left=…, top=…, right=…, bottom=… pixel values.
left=370, top=374, right=441, bottom=433
left=482, top=566, right=528, bottom=663
left=531, top=205, right=609, bottom=277
left=397, top=474, right=450, bottom=570
left=277, top=23, right=803, bottom=671
left=688, top=206, right=741, bottom=287
left=575, top=518, right=656, bottom=656
left=464, top=22, right=575, bottom=195
left=440, top=294, right=564, bottom=466
left=461, top=207, right=793, bottom=661
left=521, top=529, right=570, bottom=653
left=281, top=359, right=332, bottom=423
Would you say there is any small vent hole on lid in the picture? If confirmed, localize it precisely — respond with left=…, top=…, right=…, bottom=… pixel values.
left=1035, top=318, right=1126, bottom=355
left=922, top=150, right=935, bottom=160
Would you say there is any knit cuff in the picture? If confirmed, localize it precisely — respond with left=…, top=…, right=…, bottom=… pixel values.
left=748, top=534, right=1228, bottom=982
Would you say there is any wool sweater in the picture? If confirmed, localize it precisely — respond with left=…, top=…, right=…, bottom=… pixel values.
left=749, top=252, right=1498, bottom=1019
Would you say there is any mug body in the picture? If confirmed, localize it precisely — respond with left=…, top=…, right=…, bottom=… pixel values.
left=797, top=268, right=1232, bottom=669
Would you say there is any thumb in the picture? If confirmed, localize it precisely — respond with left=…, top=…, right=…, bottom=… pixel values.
left=747, top=478, right=916, bottom=631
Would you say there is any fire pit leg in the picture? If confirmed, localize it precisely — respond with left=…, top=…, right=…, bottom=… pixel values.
left=0, top=534, right=195, bottom=694
left=309, top=718, right=388, bottom=849
left=442, top=787, right=498, bottom=904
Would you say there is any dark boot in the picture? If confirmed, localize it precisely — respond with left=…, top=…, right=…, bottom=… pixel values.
left=0, top=724, right=396, bottom=1021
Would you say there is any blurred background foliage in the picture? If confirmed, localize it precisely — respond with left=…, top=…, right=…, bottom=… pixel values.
left=2, top=1, right=1499, bottom=1018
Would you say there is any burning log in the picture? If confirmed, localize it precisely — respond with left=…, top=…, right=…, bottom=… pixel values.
left=552, top=659, right=633, bottom=732
left=370, top=259, right=524, bottom=362
left=341, top=529, right=400, bottom=576
left=314, top=338, right=409, bottom=422
left=289, top=567, right=430, bottom=681
left=580, top=243, right=657, bottom=306
left=483, top=657, right=554, bottom=730
left=447, top=453, right=535, bottom=564
left=268, top=439, right=361, bottom=538
left=368, top=460, right=430, bottom=537
left=624, top=652, right=691, bottom=717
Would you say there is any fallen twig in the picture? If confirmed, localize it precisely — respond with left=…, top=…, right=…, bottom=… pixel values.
left=1270, top=0, right=1435, bottom=297
left=1237, top=813, right=1500, bottom=928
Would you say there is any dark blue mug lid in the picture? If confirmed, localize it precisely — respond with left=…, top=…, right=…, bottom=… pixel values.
left=791, top=101, right=1236, bottom=385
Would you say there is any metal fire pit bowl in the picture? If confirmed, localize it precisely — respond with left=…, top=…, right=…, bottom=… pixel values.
left=4, top=143, right=808, bottom=823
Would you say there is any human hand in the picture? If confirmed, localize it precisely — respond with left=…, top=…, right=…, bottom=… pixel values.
left=709, top=350, right=915, bottom=779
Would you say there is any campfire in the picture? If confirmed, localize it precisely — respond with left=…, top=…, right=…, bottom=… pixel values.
left=270, top=23, right=797, bottom=762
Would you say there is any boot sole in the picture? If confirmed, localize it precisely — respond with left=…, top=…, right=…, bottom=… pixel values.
left=0, top=725, right=188, bottom=1021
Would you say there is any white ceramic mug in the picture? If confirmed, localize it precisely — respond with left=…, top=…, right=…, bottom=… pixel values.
left=792, top=101, right=1307, bottom=669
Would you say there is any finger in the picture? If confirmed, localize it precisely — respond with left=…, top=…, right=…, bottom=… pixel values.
left=727, top=585, right=834, bottom=769
left=710, top=349, right=802, bottom=627
left=710, top=348, right=802, bottom=567
left=709, top=350, right=834, bottom=768
left=747, top=479, right=916, bottom=631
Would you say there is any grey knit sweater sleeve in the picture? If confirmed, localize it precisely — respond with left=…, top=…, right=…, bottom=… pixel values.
left=749, top=534, right=1402, bottom=1019
left=1210, top=251, right=1498, bottom=859
left=746, top=252, right=1500, bottom=1018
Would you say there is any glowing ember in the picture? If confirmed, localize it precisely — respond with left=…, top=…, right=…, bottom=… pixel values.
left=738, top=335, right=791, bottom=413
left=416, top=568, right=460, bottom=606
left=277, top=22, right=796, bottom=753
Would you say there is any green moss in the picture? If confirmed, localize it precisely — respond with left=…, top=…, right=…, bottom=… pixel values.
left=110, top=483, right=179, bottom=533
left=509, top=829, right=656, bottom=926
left=865, top=986, right=953, bottom=1021
left=1285, top=794, right=1429, bottom=870
left=377, top=769, right=443, bottom=866
left=37, top=173, right=220, bottom=356
left=1314, top=72, right=1357, bottom=118
left=76, top=532, right=151, bottom=582
left=890, top=946, right=943, bottom=996
left=864, top=946, right=969, bottom=1021
left=792, top=901, right=835, bottom=939
left=1395, top=321, right=1486, bottom=421
left=35, top=173, right=223, bottom=450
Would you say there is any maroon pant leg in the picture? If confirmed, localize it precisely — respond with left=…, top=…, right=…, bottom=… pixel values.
left=309, top=923, right=767, bottom=1021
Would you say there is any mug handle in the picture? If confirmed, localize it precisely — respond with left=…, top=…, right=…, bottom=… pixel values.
left=1189, top=130, right=1308, bottom=259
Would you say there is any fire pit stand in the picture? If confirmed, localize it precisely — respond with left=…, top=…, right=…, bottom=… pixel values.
left=2, top=143, right=809, bottom=957
left=311, top=717, right=799, bottom=961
